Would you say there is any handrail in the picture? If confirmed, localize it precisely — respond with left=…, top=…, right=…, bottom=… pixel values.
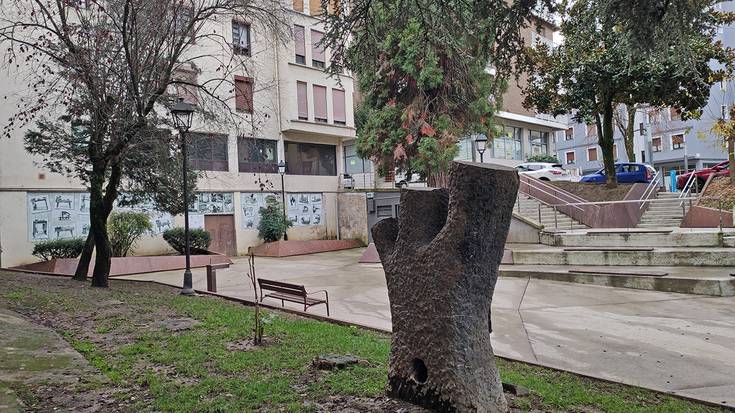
left=520, top=174, right=588, bottom=204
left=638, top=171, right=661, bottom=210
left=518, top=179, right=586, bottom=213
left=549, top=195, right=719, bottom=208
left=678, top=173, right=698, bottom=207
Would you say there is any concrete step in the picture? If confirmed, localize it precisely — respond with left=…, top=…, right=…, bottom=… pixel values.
left=510, top=247, right=735, bottom=266
left=640, top=214, right=684, bottom=220
left=540, top=230, right=730, bottom=247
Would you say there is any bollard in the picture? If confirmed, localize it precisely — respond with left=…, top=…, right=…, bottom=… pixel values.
left=206, top=263, right=230, bottom=292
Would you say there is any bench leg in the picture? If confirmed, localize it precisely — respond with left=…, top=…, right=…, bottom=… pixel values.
left=326, top=302, right=330, bottom=317
left=281, top=299, right=285, bottom=307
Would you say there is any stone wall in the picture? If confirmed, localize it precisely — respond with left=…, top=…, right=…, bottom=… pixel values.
left=337, top=192, right=369, bottom=245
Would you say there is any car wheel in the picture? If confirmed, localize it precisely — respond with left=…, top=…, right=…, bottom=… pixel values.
left=695, top=177, right=706, bottom=192
left=396, top=181, right=407, bottom=188
left=539, top=177, right=550, bottom=181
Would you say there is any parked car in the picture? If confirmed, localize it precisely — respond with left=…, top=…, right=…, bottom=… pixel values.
left=395, top=171, right=425, bottom=188
left=676, top=160, right=730, bottom=191
left=580, top=163, right=656, bottom=184
left=515, top=162, right=572, bottom=181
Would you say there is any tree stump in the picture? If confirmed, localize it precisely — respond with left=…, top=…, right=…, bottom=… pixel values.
left=372, top=161, right=518, bottom=413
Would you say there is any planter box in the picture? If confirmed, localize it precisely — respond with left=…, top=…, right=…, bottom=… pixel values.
left=251, top=239, right=363, bottom=257
left=10, top=254, right=231, bottom=277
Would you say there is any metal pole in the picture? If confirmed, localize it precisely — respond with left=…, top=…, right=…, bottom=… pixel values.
left=181, top=130, right=194, bottom=296
left=538, top=203, right=541, bottom=223
left=554, top=206, right=558, bottom=229
left=719, top=198, right=723, bottom=233
left=479, top=152, right=484, bottom=163
left=280, top=172, right=289, bottom=241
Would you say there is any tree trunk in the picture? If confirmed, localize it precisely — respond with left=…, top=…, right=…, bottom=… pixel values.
left=427, top=171, right=449, bottom=188
left=624, top=105, right=636, bottom=162
left=72, top=232, right=95, bottom=281
left=599, top=101, right=618, bottom=188
left=729, top=135, right=735, bottom=186
left=372, top=161, right=517, bottom=413
left=89, top=160, right=123, bottom=288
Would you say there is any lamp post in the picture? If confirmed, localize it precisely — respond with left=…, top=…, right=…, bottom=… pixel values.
left=170, top=99, right=196, bottom=296
left=475, top=134, right=488, bottom=163
left=278, top=160, right=289, bottom=241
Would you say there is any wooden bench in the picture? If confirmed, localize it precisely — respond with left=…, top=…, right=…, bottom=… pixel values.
left=257, top=279, right=329, bottom=316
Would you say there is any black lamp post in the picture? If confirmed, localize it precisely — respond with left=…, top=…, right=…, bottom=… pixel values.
left=278, top=160, right=288, bottom=241
left=475, top=134, right=488, bottom=163
left=171, top=99, right=196, bottom=296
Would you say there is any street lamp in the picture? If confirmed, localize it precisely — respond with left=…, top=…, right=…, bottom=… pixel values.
left=475, top=134, right=488, bottom=163
left=278, top=160, right=288, bottom=241
left=171, top=99, right=196, bottom=296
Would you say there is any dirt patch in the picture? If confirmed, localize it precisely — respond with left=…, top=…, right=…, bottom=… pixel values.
left=700, top=176, right=735, bottom=211
left=551, top=181, right=635, bottom=202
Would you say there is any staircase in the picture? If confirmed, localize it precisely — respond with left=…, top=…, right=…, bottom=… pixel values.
left=514, top=195, right=588, bottom=230
left=637, top=192, right=687, bottom=228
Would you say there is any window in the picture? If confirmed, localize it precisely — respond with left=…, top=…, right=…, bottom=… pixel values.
left=565, top=151, right=575, bottom=165
left=313, top=85, right=327, bottom=123
left=327, top=0, right=342, bottom=15
left=652, top=136, right=662, bottom=152
left=309, top=0, right=323, bottom=15
left=232, top=22, right=251, bottom=56
left=189, top=133, right=229, bottom=171
left=612, top=143, right=617, bottom=159
left=284, top=141, right=337, bottom=175
left=311, top=30, right=325, bottom=68
left=332, top=89, right=346, bottom=125
left=587, top=147, right=598, bottom=161
left=293, top=0, right=304, bottom=12
left=672, top=134, right=684, bottom=150
left=294, top=25, right=306, bottom=64
left=670, top=107, right=682, bottom=121
left=296, top=81, right=308, bottom=120
left=234, top=76, right=253, bottom=113
left=174, top=7, right=194, bottom=43
left=344, top=142, right=369, bottom=174
left=493, top=126, right=523, bottom=160
left=565, top=127, right=573, bottom=140
left=237, top=137, right=277, bottom=173
left=648, top=109, right=663, bottom=124
left=639, top=122, right=645, bottom=136
left=530, top=130, right=549, bottom=155
left=586, top=123, right=596, bottom=137
left=537, top=25, right=547, bottom=38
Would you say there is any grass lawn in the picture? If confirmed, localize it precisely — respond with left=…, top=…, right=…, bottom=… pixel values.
left=0, top=270, right=728, bottom=413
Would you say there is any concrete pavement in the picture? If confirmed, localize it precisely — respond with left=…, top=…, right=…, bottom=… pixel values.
left=119, top=249, right=735, bottom=407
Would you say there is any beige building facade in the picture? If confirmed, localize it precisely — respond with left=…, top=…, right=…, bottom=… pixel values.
left=0, top=3, right=358, bottom=266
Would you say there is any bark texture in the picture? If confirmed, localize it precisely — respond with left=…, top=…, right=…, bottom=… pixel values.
left=372, top=161, right=519, bottom=413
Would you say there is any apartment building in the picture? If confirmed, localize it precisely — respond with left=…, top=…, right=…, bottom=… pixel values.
left=555, top=2, right=733, bottom=178
left=0, top=1, right=356, bottom=266
left=456, top=16, right=567, bottom=165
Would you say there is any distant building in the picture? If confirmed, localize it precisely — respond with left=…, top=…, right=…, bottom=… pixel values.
left=555, top=1, right=733, bottom=179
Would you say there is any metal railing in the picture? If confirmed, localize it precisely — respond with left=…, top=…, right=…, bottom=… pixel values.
left=678, top=172, right=700, bottom=207
left=638, top=171, right=661, bottom=210
left=545, top=196, right=725, bottom=231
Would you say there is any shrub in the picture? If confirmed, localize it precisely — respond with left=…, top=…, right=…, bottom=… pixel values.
left=527, top=154, right=561, bottom=164
left=32, top=238, right=86, bottom=261
left=257, top=196, right=292, bottom=242
left=108, top=211, right=152, bottom=257
left=163, top=227, right=211, bottom=254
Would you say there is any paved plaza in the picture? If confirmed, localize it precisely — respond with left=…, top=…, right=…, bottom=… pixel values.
left=120, top=248, right=735, bottom=407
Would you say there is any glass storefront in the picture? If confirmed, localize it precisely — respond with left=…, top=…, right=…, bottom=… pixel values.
left=493, top=126, right=523, bottom=160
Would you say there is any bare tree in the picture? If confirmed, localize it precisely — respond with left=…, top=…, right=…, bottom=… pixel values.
left=0, top=0, right=289, bottom=287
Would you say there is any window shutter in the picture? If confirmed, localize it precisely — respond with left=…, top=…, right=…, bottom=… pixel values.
left=294, top=26, right=305, bottom=57
left=297, top=81, right=308, bottom=119
left=293, top=0, right=304, bottom=12
left=309, top=0, right=322, bottom=15
left=311, top=30, right=325, bottom=62
left=235, top=76, right=253, bottom=113
left=313, top=85, right=327, bottom=120
left=332, top=89, right=346, bottom=123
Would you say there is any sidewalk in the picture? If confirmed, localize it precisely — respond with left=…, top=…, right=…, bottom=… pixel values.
left=120, top=249, right=735, bottom=407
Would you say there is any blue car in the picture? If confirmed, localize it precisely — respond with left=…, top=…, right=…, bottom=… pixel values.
left=580, top=163, right=656, bottom=184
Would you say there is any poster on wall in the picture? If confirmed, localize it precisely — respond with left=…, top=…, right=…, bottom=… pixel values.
left=27, top=192, right=174, bottom=241
left=286, top=193, right=324, bottom=227
left=28, top=193, right=90, bottom=241
left=192, top=192, right=234, bottom=214
left=240, top=192, right=279, bottom=229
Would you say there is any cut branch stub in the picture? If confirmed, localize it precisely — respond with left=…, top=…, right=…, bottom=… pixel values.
left=372, top=161, right=519, bottom=413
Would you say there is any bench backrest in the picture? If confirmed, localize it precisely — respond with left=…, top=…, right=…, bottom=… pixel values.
left=257, top=278, right=307, bottom=297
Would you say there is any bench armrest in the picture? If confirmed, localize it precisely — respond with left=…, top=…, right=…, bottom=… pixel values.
left=307, top=289, right=329, bottom=301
